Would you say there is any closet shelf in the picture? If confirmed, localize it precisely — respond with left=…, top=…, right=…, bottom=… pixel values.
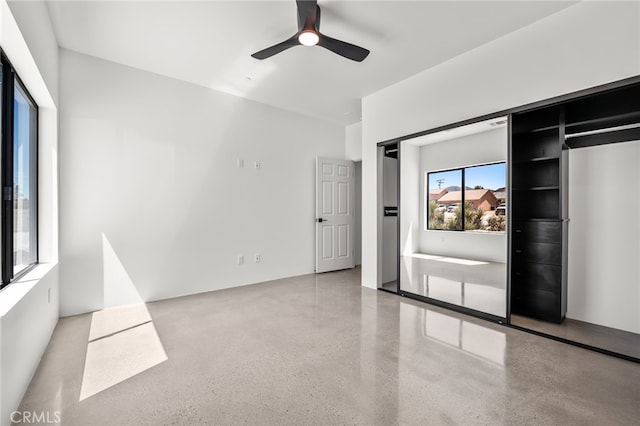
left=565, top=110, right=640, bottom=131
left=512, top=186, right=559, bottom=191
left=512, top=156, right=559, bottom=164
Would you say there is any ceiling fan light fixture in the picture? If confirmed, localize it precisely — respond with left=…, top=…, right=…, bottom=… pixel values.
left=251, top=0, right=369, bottom=62
left=298, top=31, right=319, bottom=46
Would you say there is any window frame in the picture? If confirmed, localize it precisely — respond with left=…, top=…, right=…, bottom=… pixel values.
left=425, top=166, right=464, bottom=231
left=0, top=51, right=39, bottom=289
left=425, top=161, right=506, bottom=233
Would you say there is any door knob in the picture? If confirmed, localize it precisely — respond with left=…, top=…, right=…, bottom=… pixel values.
left=316, top=218, right=328, bottom=223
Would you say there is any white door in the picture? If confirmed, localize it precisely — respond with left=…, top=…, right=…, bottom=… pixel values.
left=316, top=157, right=355, bottom=273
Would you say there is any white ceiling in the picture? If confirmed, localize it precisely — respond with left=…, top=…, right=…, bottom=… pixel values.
left=405, top=116, right=508, bottom=147
left=45, top=0, right=576, bottom=126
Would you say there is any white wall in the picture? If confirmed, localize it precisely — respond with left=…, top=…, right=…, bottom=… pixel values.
left=418, top=128, right=507, bottom=263
left=354, top=161, right=362, bottom=266
left=6, top=0, right=58, bottom=104
left=361, top=1, right=640, bottom=289
left=59, top=50, right=344, bottom=316
left=345, top=122, right=362, bottom=161
left=0, top=1, right=59, bottom=425
left=400, top=143, right=420, bottom=256
left=347, top=124, right=363, bottom=266
left=567, top=141, right=640, bottom=333
left=0, top=266, right=58, bottom=426
left=381, top=157, right=397, bottom=284
left=382, top=156, right=398, bottom=206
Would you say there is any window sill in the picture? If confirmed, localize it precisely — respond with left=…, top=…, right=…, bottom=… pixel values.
left=0, top=263, right=57, bottom=317
left=424, top=229, right=506, bottom=235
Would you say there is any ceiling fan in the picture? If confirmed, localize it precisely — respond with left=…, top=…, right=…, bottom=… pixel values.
left=251, top=0, right=370, bottom=62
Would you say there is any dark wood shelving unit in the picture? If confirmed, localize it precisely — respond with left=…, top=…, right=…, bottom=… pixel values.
left=512, top=156, right=558, bottom=164
left=509, top=78, right=640, bottom=325
left=564, top=82, right=640, bottom=149
left=510, top=105, right=567, bottom=323
left=513, top=186, right=560, bottom=191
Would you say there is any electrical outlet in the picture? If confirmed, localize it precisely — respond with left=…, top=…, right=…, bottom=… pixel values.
left=237, top=255, right=244, bottom=265
left=254, top=254, right=262, bottom=263
left=254, top=161, right=261, bottom=170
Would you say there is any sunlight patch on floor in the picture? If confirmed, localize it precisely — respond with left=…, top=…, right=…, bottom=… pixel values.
left=408, top=253, right=489, bottom=266
left=80, top=303, right=167, bottom=401
left=88, top=303, right=152, bottom=341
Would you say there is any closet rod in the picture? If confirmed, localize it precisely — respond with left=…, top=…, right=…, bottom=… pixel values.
left=565, top=122, right=640, bottom=140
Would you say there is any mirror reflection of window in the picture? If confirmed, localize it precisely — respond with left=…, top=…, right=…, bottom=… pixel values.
left=401, top=116, right=508, bottom=320
left=464, top=163, right=506, bottom=232
left=427, top=169, right=462, bottom=230
left=426, top=163, right=506, bottom=233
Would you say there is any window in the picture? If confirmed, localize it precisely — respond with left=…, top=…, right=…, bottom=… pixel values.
left=427, top=169, right=463, bottom=230
left=1, top=52, right=38, bottom=288
left=426, top=162, right=506, bottom=232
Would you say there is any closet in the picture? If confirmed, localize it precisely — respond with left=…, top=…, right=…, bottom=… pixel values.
left=509, top=78, right=640, bottom=360
left=392, top=76, right=640, bottom=360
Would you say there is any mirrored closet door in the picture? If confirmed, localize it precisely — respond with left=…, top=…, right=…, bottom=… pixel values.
left=399, top=117, right=509, bottom=320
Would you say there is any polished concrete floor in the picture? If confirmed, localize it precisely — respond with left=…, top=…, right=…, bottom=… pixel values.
left=18, top=267, right=640, bottom=425
left=512, top=314, right=640, bottom=360
left=381, top=280, right=397, bottom=292
left=400, top=254, right=640, bottom=360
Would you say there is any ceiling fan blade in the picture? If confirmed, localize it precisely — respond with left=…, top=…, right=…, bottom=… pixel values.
left=251, top=35, right=300, bottom=60
left=296, top=0, right=318, bottom=31
left=317, top=33, right=370, bottom=62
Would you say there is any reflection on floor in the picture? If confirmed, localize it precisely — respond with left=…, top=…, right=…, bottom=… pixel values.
left=414, top=305, right=506, bottom=365
left=400, top=254, right=506, bottom=317
left=381, top=280, right=397, bottom=292
left=512, top=314, right=640, bottom=360
left=17, top=267, right=640, bottom=425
